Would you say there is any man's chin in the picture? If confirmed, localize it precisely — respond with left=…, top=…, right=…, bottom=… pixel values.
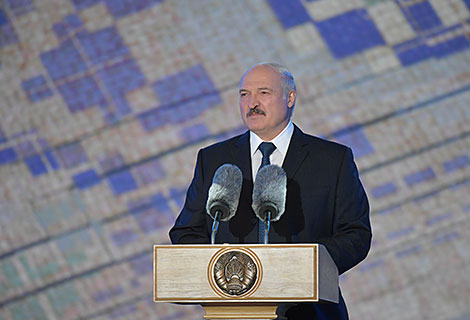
left=247, top=125, right=269, bottom=137
left=244, top=120, right=266, bottom=132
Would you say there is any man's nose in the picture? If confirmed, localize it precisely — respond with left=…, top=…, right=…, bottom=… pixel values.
left=248, top=94, right=259, bottom=109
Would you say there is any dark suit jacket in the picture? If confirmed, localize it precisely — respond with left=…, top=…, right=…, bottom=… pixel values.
left=169, top=125, right=372, bottom=319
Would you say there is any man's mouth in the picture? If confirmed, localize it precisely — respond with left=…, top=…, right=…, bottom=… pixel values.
left=246, top=107, right=266, bottom=118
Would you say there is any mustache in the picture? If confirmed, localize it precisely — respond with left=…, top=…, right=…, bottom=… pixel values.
left=246, top=106, right=266, bottom=117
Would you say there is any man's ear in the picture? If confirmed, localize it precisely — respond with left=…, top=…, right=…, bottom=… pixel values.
left=287, top=90, right=296, bottom=108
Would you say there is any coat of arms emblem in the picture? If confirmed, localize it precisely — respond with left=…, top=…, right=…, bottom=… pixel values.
left=213, top=250, right=257, bottom=295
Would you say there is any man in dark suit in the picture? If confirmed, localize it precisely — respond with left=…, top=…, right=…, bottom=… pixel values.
left=169, top=62, right=372, bottom=319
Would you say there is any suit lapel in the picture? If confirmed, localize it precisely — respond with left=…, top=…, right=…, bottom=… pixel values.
left=231, top=131, right=253, bottom=204
left=282, top=125, right=310, bottom=179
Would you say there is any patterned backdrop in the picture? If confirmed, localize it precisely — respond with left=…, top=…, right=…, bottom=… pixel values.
left=0, top=0, right=469, bottom=319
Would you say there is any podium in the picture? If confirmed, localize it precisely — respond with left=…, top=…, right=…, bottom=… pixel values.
left=154, top=244, right=338, bottom=319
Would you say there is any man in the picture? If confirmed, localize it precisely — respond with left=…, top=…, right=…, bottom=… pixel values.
left=169, top=62, right=372, bottom=319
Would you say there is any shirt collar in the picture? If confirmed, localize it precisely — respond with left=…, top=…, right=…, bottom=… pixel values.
left=250, top=121, right=294, bottom=156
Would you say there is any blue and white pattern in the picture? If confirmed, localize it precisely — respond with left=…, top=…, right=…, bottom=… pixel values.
left=0, top=0, right=469, bottom=319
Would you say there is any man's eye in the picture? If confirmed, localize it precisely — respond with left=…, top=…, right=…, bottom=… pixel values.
left=240, top=92, right=248, bottom=97
left=261, top=91, right=270, bottom=95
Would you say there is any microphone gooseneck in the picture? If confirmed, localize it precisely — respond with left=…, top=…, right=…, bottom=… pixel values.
left=211, top=211, right=220, bottom=245
left=206, top=164, right=243, bottom=244
left=264, top=211, right=271, bottom=245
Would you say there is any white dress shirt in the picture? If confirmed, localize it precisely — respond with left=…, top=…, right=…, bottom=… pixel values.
left=250, top=121, right=294, bottom=181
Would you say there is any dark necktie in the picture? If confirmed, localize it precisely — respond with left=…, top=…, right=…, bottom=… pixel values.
left=257, top=142, right=276, bottom=243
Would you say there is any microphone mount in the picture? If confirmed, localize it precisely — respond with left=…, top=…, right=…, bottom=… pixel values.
left=259, top=202, right=277, bottom=244
left=263, top=211, right=271, bottom=245
left=209, top=200, right=229, bottom=244
left=211, top=211, right=220, bottom=245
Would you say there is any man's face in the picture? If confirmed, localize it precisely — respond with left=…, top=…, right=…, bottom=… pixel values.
left=239, top=65, right=295, bottom=141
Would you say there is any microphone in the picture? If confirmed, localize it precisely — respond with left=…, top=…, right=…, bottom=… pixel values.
left=252, top=164, right=287, bottom=244
left=206, top=164, right=243, bottom=244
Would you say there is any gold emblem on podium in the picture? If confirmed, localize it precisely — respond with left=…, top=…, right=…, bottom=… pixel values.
left=208, top=247, right=262, bottom=298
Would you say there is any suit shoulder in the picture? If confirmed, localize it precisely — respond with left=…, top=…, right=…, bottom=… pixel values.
left=302, top=132, right=350, bottom=154
left=200, top=132, right=247, bottom=155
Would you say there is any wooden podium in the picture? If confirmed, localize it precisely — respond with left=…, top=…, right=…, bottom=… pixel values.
left=154, top=244, right=338, bottom=319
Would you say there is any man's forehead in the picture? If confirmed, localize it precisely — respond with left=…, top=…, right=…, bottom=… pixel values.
left=240, top=65, right=281, bottom=88
left=239, top=86, right=273, bottom=93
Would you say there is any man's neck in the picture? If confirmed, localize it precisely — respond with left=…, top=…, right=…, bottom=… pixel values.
left=252, top=121, right=291, bottom=142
